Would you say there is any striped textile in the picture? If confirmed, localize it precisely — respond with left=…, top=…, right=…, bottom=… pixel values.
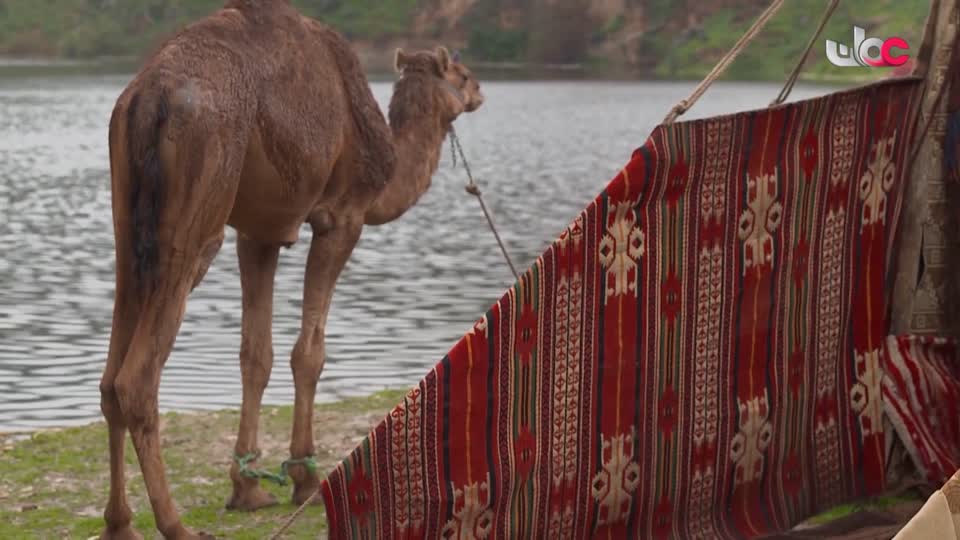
left=321, top=78, right=923, bottom=539
left=884, top=335, right=960, bottom=485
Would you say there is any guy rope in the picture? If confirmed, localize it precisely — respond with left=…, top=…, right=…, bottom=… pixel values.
left=449, top=125, right=521, bottom=281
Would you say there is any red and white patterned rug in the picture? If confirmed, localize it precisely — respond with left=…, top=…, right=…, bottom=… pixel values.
left=321, top=77, right=927, bottom=539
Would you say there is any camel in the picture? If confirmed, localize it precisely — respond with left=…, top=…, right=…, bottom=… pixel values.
left=98, top=1, right=483, bottom=538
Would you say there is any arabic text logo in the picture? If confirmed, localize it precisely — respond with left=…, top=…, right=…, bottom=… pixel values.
left=826, top=26, right=910, bottom=67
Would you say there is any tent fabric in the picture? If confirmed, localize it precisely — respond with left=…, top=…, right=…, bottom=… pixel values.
left=321, top=78, right=924, bottom=539
left=884, top=335, right=960, bottom=485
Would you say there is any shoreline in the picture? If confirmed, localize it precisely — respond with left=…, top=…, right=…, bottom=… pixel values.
left=0, top=55, right=884, bottom=85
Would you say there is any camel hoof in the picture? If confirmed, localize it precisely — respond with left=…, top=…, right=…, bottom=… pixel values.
left=99, top=525, right=144, bottom=540
left=226, top=485, right=278, bottom=512
left=291, top=481, right=322, bottom=507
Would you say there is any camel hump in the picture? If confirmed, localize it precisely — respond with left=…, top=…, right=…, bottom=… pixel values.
left=312, top=23, right=396, bottom=188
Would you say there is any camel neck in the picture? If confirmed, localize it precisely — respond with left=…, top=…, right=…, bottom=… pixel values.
left=364, top=79, right=451, bottom=226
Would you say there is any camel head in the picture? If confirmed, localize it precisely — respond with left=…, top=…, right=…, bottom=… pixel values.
left=394, top=46, right=484, bottom=122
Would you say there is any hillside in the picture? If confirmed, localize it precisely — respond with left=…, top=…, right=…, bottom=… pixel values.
left=0, top=0, right=931, bottom=80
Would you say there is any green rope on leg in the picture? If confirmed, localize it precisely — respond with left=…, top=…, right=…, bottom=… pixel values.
left=232, top=452, right=318, bottom=486
left=234, top=452, right=289, bottom=486
left=281, top=455, right=318, bottom=477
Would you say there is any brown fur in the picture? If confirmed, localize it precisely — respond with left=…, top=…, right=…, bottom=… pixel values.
left=98, top=1, right=483, bottom=538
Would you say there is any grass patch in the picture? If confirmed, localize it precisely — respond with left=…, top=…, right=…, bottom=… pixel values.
left=803, top=493, right=922, bottom=525
left=0, top=389, right=407, bottom=539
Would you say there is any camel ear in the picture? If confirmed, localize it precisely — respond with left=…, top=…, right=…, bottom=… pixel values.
left=435, top=46, right=451, bottom=73
left=394, top=48, right=409, bottom=73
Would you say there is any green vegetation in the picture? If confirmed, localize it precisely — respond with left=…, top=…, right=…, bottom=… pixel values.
left=0, top=0, right=936, bottom=80
left=467, top=27, right=528, bottom=62
left=805, top=494, right=918, bottom=525
left=306, top=0, right=419, bottom=40
left=592, top=14, right=625, bottom=44
left=0, top=0, right=420, bottom=59
left=0, top=389, right=406, bottom=539
left=658, top=0, right=929, bottom=81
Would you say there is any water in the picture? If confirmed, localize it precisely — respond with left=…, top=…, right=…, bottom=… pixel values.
left=0, top=74, right=841, bottom=430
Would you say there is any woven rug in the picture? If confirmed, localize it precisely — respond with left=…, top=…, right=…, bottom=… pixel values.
left=321, top=78, right=923, bottom=539
left=884, top=335, right=960, bottom=486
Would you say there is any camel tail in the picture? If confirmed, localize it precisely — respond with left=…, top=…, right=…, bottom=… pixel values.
left=125, top=89, right=170, bottom=289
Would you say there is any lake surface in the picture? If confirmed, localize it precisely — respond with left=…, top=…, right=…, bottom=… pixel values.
left=0, top=75, right=842, bottom=430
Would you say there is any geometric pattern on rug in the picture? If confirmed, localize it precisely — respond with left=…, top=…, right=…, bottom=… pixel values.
left=321, top=78, right=924, bottom=539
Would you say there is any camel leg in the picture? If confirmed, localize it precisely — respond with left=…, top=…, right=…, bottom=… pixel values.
left=287, top=220, right=362, bottom=504
left=227, top=235, right=281, bottom=511
left=100, top=245, right=144, bottom=540
left=114, top=245, right=219, bottom=540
